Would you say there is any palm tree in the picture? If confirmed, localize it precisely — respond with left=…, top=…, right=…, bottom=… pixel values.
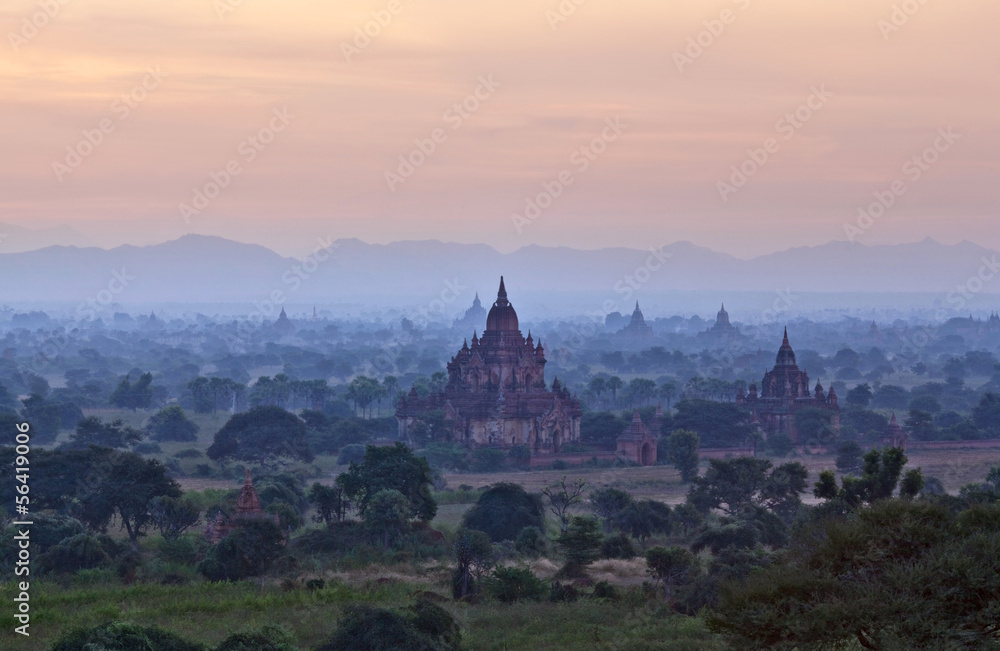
left=607, top=376, right=623, bottom=407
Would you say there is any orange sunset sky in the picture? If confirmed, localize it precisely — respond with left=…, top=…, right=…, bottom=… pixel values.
left=1, top=0, right=997, bottom=258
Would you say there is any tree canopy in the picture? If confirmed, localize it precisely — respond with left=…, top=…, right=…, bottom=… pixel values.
left=461, top=482, right=544, bottom=542
left=207, top=406, right=313, bottom=469
left=336, top=443, right=437, bottom=522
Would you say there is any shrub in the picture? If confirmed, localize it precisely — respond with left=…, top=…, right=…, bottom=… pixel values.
left=592, top=580, right=618, bottom=600
left=487, top=566, right=547, bottom=603
left=471, top=447, right=508, bottom=472
left=37, top=534, right=111, bottom=574
left=317, top=601, right=461, bottom=651
left=51, top=621, right=203, bottom=651
left=548, top=581, right=579, bottom=603
left=601, top=532, right=637, bottom=560
left=197, top=519, right=285, bottom=581
left=514, top=525, right=548, bottom=558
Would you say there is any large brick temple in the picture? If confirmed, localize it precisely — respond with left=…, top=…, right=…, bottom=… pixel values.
left=397, top=277, right=582, bottom=453
left=736, top=328, right=840, bottom=443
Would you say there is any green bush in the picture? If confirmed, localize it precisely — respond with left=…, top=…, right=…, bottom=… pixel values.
left=601, top=532, right=637, bottom=560
left=487, top=565, right=547, bottom=603
left=472, top=447, right=508, bottom=472
left=51, top=621, right=204, bottom=651
left=317, top=600, right=461, bottom=651
left=197, top=519, right=285, bottom=581
left=37, top=534, right=111, bottom=574
left=515, top=525, right=548, bottom=558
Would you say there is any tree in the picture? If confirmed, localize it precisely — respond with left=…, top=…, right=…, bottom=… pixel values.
left=542, top=476, right=587, bottom=533
left=845, top=383, right=873, bottom=408
left=453, top=528, right=495, bottom=599
left=109, top=372, right=153, bottom=410
left=188, top=376, right=215, bottom=413
left=589, top=487, right=634, bottom=534
left=64, top=416, right=144, bottom=450
left=461, top=482, right=544, bottom=542
left=146, top=405, right=199, bottom=442
left=972, top=392, right=1000, bottom=436
left=835, top=440, right=864, bottom=473
left=793, top=408, right=836, bottom=446
left=364, top=489, right=410, bottom=548
left=588, top=377, right=607, bottom=405
left=672, top=399, right=753, bottom=447
left=309, top=483, right=350, bottom=527
left=580, top=411, right=629, bottom=448
left=646, top=546, right=698, bottom=602
left=663, top=429, right=700, bottom=482
left=814, top=447, right=916, bottom=509
left=337, top=443, right=437, bottom=522
left=19, top=394, right=62, bottom=444
left=197, top=518, right=285, bottom=581
left=77, top=451, right=182, bottom=550
left=207, top=406, right=313, bottom=469
left=606, top=376, right=623, bottom=406
left=626, top=378, right=657, bottom=407
left=556, top=516, right=603, bottom=576
left=659, top=381, right=678, bottom=410
left=149, top=495, right=202, bottom=540
left=905, top=408, right=937, bottom=441
left=346, top=376, right=383, bottom=418
left=707, top=500, right=1000, bottom=650
left=687, top=457, right=808, bottom=518
left=616, top=499, right=672, bottom=544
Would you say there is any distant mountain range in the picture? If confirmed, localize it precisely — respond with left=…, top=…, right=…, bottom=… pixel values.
left=0, top=222, right=94, bottom=254
left=0, top=235, right=997, bottom=311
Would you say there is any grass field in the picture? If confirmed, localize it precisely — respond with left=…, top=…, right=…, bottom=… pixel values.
left=0, top=570, right=721, bottom=651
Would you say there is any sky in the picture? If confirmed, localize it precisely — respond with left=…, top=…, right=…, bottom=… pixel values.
left=1, top=0, right=998, bottom=259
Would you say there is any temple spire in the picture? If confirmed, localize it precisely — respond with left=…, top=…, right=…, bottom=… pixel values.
left=497, top=276, right=507, bottom=302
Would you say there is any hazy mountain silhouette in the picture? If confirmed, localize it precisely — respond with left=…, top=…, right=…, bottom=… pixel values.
left=0, top=222, right=94, bottom=254
left=1, top=234, right=997, bottom=307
